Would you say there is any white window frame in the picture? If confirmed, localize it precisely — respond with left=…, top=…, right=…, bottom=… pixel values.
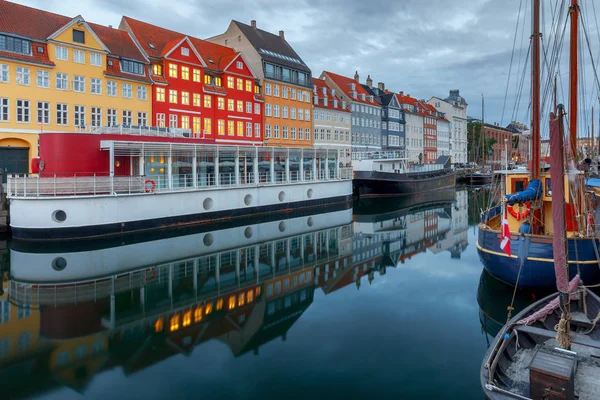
left=122, top=110, right=133, bottom=126
left=56, top=103, right=68, bottom=125
left=254, top=103, right=260, bottom=114
left=246, top=101, right=252, bottom=114
left=122, top=83, right=132, bottom=99
left=246, top=122, right=252, bottom=137
left=236, top=61, right=243, bottom=69
left=37, top=101, right=50, bottom=124
left=16, top=99, right=30, bottom=123
left=91, top=106, right=102, bottom=127
left=90, top=53, right=102, bottom=66
left=36, top=70, right=50, bottom=88
left=0, top=64, right=8, bottom=83
left=55, top=46, right=68, bottom=61
left=73, top=49, right=85, bottom=64
left=91, top=78, right=102, bottom=95
left=137, top=86, right=147, bottom=101
left=73, top=75, right=85, bottom=93
left=56, top=72, right=68, bottom=90
left=0, top=98, right=9, bottom=122
left=16, top=67, right=30, bottom=85
left=255, top=123, right=260, bottom=138
left=74, top=105, right=86, bottom=128
left=107, top=81, right=117, bottom=96
left=138, top=112, right=148, bottom=127
left=107, top=108, right=117, bottom=127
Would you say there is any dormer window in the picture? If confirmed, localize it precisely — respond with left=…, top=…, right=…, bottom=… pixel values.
left=181, top=47, right=189, bottom=56
left=360, top=93, right=366, bottom=101
left=120, top=60, right=145, bottom=76
left=149, top=42, right=155, bottom=49
left=334, top=99, right=338, bottom=108
left=351, top=83, right=356, bottom=90
left=152, top=64, right=162, bottom=75
left=36, top=46, right=44, bottom=54
left=313, top=84, right=317, bottom=94
left=342, top=100, right=346, bottom=109
left=351, top=91, right=357, bottom=98
left=324, top=97, right=328, bottom=107
left=207, top=58, right=215, bottom=64
left=0, top=34, right=32, bottom=56
left=369, top=95, right=374, bottom=102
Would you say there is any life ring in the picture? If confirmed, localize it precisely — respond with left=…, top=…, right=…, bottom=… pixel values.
left=144, top=179, right=156, bottom=193
left=508, top=201, right=531, bottom=220
left=145, top=268, right=156, bottom=282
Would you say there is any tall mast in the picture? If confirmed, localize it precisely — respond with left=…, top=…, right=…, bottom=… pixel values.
left=569, top=0, right=579, bottom=158
left=481, top=94, right=485, bottom=167
left=531, top=0, right=541, bottom=180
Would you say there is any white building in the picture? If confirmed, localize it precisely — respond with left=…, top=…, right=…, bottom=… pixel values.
left=397, top=92, right=424, bottom=163
left=437, top=116, right=451, bottom=157
left=428, top=90, right=468, bottom=164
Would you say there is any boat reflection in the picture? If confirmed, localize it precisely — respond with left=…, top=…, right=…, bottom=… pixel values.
left=0, top=191, right=469, bottom=397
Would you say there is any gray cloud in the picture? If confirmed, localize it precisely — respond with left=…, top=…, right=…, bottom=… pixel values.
left=20, top=0, right=600, bottom=129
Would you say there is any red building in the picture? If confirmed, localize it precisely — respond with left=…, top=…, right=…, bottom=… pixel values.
left=482, top=123, right=513, bottom=167
left=120, top=17, right=263, bottom=146
left=423, top=104, right=438, bottom=163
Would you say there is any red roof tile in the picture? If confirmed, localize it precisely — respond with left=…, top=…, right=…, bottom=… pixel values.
left=322, top=71, right=378, bottom=106
left=312, top=78, right=350, bottom=112
left=189, top=36, right=239, bottom=71
left=121, top=16, right=184, bottom=59
left=0, top=1, right=71, bottom=41
left=88, top=22, right=147, bottom=63
left=0, top=46, right=55, bottom=67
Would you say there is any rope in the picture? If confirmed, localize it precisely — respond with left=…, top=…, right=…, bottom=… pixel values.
left=555, top=311, right=572, bottom=349
left=507, top=234, right=528, bottom=324
left=580, top=308, right=600, bottom=335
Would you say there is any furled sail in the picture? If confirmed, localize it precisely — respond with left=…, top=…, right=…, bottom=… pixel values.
left=504, top=180, right=542, bottom=204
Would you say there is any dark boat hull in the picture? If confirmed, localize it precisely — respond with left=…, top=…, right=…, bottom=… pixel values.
left=353, top=168, right=456, bottom=198
left=477, top=226, right=600, bottom=289
left=456, top=173, right=493, bottom=186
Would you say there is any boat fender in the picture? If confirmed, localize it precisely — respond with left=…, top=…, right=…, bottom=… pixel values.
left=145, top=268, right=156, bottom=282
left=144, top=179, right=156, bottom=193
left=508, top=201, right=531, bottom=220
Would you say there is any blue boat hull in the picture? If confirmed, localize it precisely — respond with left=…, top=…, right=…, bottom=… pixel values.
left=477, top=227, right=600, bottom=289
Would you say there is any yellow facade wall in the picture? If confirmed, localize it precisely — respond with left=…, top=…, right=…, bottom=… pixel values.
left=263, top=80, right=313, bottom=148
left=0, top=281, right=41, bottom=361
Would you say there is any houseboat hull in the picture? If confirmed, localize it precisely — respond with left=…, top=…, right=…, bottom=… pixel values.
left=477, top=226, right=600, bottom=289
left=9, top=180, right=352, bottom=241
left=352, top=168, right=456, bottom=198
left=456, top=173, right=492, bottom=186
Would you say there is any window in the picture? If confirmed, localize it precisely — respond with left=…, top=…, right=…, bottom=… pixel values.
left=237, top=78, right=243, bottom=90
left=138, top=112, right=147, bottom=127
left=265, top=124, right=272, bottom=138
left=16, top=100, right=30, bottom=123
left=298, top=127, right=304, bottom=140
left=73, top=29, right=85, bottom=43
left=181, top=47, right=189, bottom=56
left=255, top=123, right=261, bottom=138
left=73, top=49, right=85, bottom=64
left=156, top=88, right=165, bottom=102
left=265, top=83, right=272, bottom=96
left=107, top=108, right=117, bottom=126
left=56, top=103, right=68, bottom=125
left=246, top=122, right=252, bottom=137
left=181, top=115, right=189, bottom=129
left=291, top=89, right=297, bottom=100
left=214, top=77, right=222, bottom=87
left=91, top=106, right=102, bottom=127
left=203, top=118, right=211, bottom=134
left=169, top=114, right=178, bottom=128
left=91, top=78, right=101, bottom=94
left=153, top=64, right=162, bottom=75
left=291, top=107, right=296, bottom=119
left=55, top=46, right=68, bottom=60
left=254, top=103, right=260, bottom=114
left=237, top=121, right=243, bottom=136
left=218, top=97, right=225, bottom=110
left=90, top=53, right=102, bottom=66
left=0, top=98, right=8, bottom=121
left=120, top=60, right=144, bottom=75
left=122, top=83, right=132, bottom=98
left=291, top=127, right=296, bottom=140
left=181, top=66, right=189, bottom=80
left=282, top=106, right=288, bottom=118
left=137, top=86, right=147, bottom=101
left=107, top=81, right=116, bottom=96
left=274, top=125, right=280, bottom=138
left=193, top=117, right=201, bottom=134
left=193, top=93, right=201, bottom=107
left=72, top=75, right=85, bottom=92
left=265, top=104, right=272, bottom=116
left=228, top=99, right=234, bottom=111
left=298, top=109, right=303, bottom=121
left=236, top=61, right=243, bottom=69
left=0, top=64, right=8, bottom=83
left=169, top=90, right=178, bottom=103
left=305, top=109, right=310, bottom=121
left=237, top=100, right=243, bottom=112
left=37, top=101, right=49, bottom=124
left=169, top=63, right=178, bottom=78
left=204, top=75, right=211, bottom=85
left=274, top=105, right=280, bottom=117
left=218, top=119, right=225, bottom=135
left=156, top=113, right=165, bottom=128
left=246, top=101, right=252, bottom=113
left=181, top=91, right=189, bottom=105
left=204, top=95, right=211, bottom=108
left=16, top=67, right=30, bottom=85
left=74, top=105, right=86, bottom=127
left=227, top=76, right=234, bottom=88
left=193, top=69, right=201, bottom=82
left=246, top=80, right=252, bottom=92
left=282, top=87, right=288, bottom=99
left=34, top=70, right=50, bottom=88
left=306, top=127, right=310, bottom=140
left=274, top=85, right=279, bottom=97
left=303, top=91, right=310, bottom=102
left=228, top=120, right=235, bottom=136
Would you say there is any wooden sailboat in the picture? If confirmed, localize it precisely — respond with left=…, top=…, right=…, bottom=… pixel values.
left=477, top=0, right=600, bottom=289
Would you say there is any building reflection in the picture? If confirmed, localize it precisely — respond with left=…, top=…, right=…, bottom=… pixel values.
left=0, top=191, right=469, bottom=397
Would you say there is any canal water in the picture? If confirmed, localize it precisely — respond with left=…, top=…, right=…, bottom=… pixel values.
left=0, top=188, right=543, bottom=399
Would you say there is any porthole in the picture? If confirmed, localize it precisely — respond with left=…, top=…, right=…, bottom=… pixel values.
left=307, top=188, right=313, bottom=199
left=278, top=191, right=286, bottom=202
left=307, top=217, right=314, bottom=227
left=279, top=221, right=286, bottom=232
left=244, top=194, right=252, bottom=206
left=52, top=257, right=67, bottom=271
left=244, top=227, right=253, bottom=238
left=203, top=233, right=214, bottom=246
left=203, top=198, right=214, bottom=211
left=52, top=210, right=67, bottom=223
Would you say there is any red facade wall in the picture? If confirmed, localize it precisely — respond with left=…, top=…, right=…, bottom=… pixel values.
left=423, top=116, right=438, bottom=163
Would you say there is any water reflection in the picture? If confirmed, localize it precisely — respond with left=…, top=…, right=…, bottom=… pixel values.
left=1, top=190, right=477, bottom=398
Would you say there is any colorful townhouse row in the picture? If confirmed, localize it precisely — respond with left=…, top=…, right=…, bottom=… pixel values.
left=0, top=1, right=467, bottom=177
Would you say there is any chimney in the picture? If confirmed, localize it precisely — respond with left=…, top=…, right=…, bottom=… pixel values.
left=366, top=75, right=373, bottom=88
left=399, top=91, right=404, bottom=96
left=251, top=20, right=257, bottom=29
left=279, top=30, right=285, bottom=39
left=354, top=71, right=359, bottom=81
left=406, top=94, right=410, bottom=97
left=108, top=25, right=113, bottom=29
left=378, top=82, right=385, bottom=91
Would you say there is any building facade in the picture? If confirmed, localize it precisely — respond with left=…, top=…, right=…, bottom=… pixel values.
left=397, top=92, right=424, bottom=163
left=423, top=104, right=438, bottom=163
left=312, top=78, right=352, bottom=166
left=437, top=116, right=451, bottom=158
left=362, top=78, right=404, bottom=152
left=208, top=20, right=312, bottom=148
left=428, top=90, right=468, bottom=164
left=0, top=2, right=152, bottom=175
left=321, top=71, right=382, bottom=151
left=120, top=17, right=263, bottom=146
left=482, top=122, right=512, bottom=168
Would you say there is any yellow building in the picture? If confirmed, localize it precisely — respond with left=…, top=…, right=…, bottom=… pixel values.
left=0, top=2, right=152, bottom=174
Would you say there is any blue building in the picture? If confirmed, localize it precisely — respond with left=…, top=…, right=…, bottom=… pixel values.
left=362, top=78, right=405, bottom=152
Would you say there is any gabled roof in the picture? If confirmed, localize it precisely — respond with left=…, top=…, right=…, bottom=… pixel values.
left=0, top=1, right=71, bottom=41
left=312, top=78, right=350, bottom=113
left=121, top=16, right=184, bottom=59
left=189, top=36, right=239, bottom=71
left=233, top=20, right=311, bottom=74
left=323, top=71, right=379, bottom=106
left=88, top=22, right=147, bottom=63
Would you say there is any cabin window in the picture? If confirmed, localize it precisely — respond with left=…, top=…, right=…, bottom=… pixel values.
left=380, top=164, right=382, bottom=171
left=545, top=177, right=552, bottom=196
left=511, top=178, right=528, bottom=193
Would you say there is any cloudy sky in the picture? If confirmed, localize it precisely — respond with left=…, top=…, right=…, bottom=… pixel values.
left=18, top=0, right=600, bottom=130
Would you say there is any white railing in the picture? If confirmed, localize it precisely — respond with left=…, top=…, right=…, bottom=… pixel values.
left=77, top=125, right=194, bottom=138
left=352, top=151, right=406, bottom=161
left=405, top=164, right=445, bottom=173
left=8, top=168, right=353, bottom=198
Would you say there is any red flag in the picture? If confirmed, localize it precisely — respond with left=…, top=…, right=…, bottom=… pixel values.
left=500, top=205, right=511, bottom=256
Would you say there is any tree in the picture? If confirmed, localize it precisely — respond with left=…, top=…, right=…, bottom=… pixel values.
left=467, top=122, right=496, bottom=165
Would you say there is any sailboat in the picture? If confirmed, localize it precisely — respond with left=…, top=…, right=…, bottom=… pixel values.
left=481, top=100, right=600, bottom=399
left=477, top=0, right=600, bottom=289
